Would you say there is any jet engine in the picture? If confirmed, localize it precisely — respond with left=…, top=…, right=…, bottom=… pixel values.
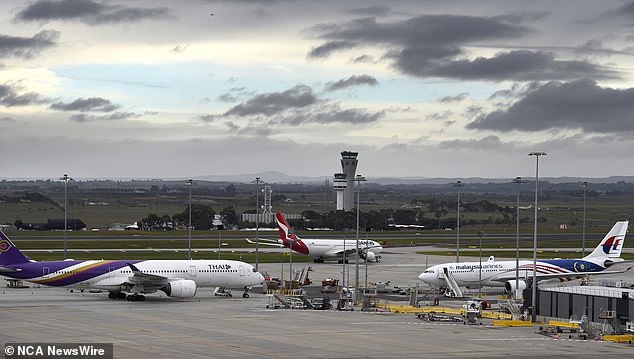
left=504, top=279, right=527, bottom=293
left=161, top=280, right=197, bottom=298
left=360, top=251, right=377, bottom=262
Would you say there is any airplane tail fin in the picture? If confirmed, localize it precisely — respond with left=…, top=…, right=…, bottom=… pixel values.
left=275, top=212, right=299, bottom=247
left=0, top=230, right=32, bottom=266
left=583, top=221, right=628, bottom=265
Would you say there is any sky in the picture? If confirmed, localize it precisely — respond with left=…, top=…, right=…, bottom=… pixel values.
left=1, top=0, right=634, bottom=181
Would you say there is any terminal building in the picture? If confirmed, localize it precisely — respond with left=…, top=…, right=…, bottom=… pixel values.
left=537, top=283, right=634, bottom=334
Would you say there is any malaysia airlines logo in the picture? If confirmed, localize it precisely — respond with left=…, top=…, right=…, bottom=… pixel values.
left=602, top=236, right=623, bottom=254
left=0, top=238, right=11, bottom=253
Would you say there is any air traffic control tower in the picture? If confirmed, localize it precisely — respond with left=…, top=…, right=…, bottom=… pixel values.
left=334, top=151, right=359, bottom=212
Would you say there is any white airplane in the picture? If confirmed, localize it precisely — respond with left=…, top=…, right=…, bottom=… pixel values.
left=0, top=230, right=264, bottom=301
left=418, top=221, right=630, bottom=293
left=246, top=212, right=383, bottom=263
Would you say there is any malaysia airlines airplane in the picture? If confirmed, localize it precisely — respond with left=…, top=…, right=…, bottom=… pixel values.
left=246, top=212, right=383, bottom=263
left=0, top=231, right=264, bottom=301
left=418, top=221, right=629, bottom=293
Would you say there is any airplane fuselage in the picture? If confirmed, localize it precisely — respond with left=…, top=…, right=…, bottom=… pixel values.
left=2, top=259, right=263, bottom=292
left=419, top=258, right=606, bottom=288
left=285, top=238, right=383, bottom=259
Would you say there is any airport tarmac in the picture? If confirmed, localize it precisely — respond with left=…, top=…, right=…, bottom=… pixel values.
left=1, top=246, right=633, bottom=359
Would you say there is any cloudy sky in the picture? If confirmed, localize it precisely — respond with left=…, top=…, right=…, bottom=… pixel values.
left=1, top=0, right=634, bottom=180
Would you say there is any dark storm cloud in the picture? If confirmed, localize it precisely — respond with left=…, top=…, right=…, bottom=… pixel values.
left=277, top=105, right=384, bottom=126
left=309, top=14, right=614, bottom=81
left=308, top=40, right=357, bottom=58
left=424, top=50, right=614, bottom=81
left=325, top=74, right=378, bottom=92
left=0, top=30, right=59, bottom=58
left=351, top=54, right=375, bottom=63
left=69, top=112, right=138, bottom=122
left=15, top=0, right=170, bottom=25
left=615, top=1, right=634, bottom=16
left=212, top=84, right=384, bottom=128
left=50, top=97, right=120, bottom=112
left=223, top=85, right=318, bottom=117
left=0, top=83, right=48, bottom=106
left=309, top=15, right=527, bottom=56
left=468, top=79, right=634, bottom=133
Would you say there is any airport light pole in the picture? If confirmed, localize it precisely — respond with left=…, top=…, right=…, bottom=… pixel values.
left=289, top=236, right=293, bottom=289
left=513, top=176, right=524, bottom=299
left=353, top=174, right=366, bottom=303
left=185, top=179, right=193, bottom=260
left=254, top=177, right=263, bottom=272
left=60, top=174, right=72, bottom=260
left=342, top=231, right=346, bottom=288
left=529, top=152, right=546, bottom=322
left=478, top=231, right=484, bottom=298
left=455, top=180, right=464, bottom=262
left=582, top=181, right=588, bottom=257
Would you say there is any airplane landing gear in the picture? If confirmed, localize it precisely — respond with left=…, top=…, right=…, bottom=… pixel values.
left=108, top=292, right=128, bottom=300
left=126, top=294, right=146, bottom=302
left=242, top=286, right=250, bottom=298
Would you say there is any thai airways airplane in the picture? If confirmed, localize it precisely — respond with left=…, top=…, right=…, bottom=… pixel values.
left=0, top=231, right=264, bottom=301
left=246, top=212, right=383, bottom=263
left=418, top=221, right=629, bottom=293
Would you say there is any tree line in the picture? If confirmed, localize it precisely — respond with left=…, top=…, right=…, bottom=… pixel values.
left=137, top=199, right=534, bottom=231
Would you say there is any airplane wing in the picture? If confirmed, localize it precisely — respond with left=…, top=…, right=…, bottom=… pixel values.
left=325, top=244, right=381, bottom=258
left=244, top=238, right=283, bottom=247
left=126, top=263, right=172, bottom=287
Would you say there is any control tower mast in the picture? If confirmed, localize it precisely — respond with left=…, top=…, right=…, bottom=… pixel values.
left=340, top=151, right=358, bottom=212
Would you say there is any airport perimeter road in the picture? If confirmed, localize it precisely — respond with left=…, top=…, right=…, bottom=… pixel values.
left=1, top=287, right=632, bottom=359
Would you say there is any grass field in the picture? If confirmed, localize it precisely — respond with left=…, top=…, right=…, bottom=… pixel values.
left=417, top=250, right=634, bottom=260
left=20, top=250, right=313, bottom=263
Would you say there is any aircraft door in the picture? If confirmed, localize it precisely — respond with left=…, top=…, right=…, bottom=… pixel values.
left=108, top=266, right=115, bottom=278
left=42, top=267, right=50, bottom=278
left=239, top=265, right=245, bottom=277
left=189, top=265, right=197, bottom=277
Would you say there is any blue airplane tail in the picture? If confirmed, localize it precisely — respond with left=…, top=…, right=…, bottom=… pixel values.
left=583, top=221, right=628, bottom=266
left=0, top=230, right=31, bottom=266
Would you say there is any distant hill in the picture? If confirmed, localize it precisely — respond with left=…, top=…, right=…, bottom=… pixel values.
left=194, top=172, right=634, bottom=185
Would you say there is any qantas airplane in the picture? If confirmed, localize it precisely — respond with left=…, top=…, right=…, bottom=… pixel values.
left=0, top=230, right=264, bottom=301
left=246, top=212, right=383, bottom=263
left=418, top=221, right=629, bottom=293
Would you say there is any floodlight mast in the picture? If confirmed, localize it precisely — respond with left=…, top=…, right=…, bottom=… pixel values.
left=528, top=151, right=546, bottom=322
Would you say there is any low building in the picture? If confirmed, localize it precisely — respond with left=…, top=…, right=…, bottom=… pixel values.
left=538, top=284, right=634, bottom=333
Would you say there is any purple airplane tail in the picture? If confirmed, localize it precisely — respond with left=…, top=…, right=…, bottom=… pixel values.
left=0, top=230, right=31, bottom=266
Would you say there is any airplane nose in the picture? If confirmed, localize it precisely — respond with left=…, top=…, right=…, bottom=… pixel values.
left=418, top=272, right=432, bottom=283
